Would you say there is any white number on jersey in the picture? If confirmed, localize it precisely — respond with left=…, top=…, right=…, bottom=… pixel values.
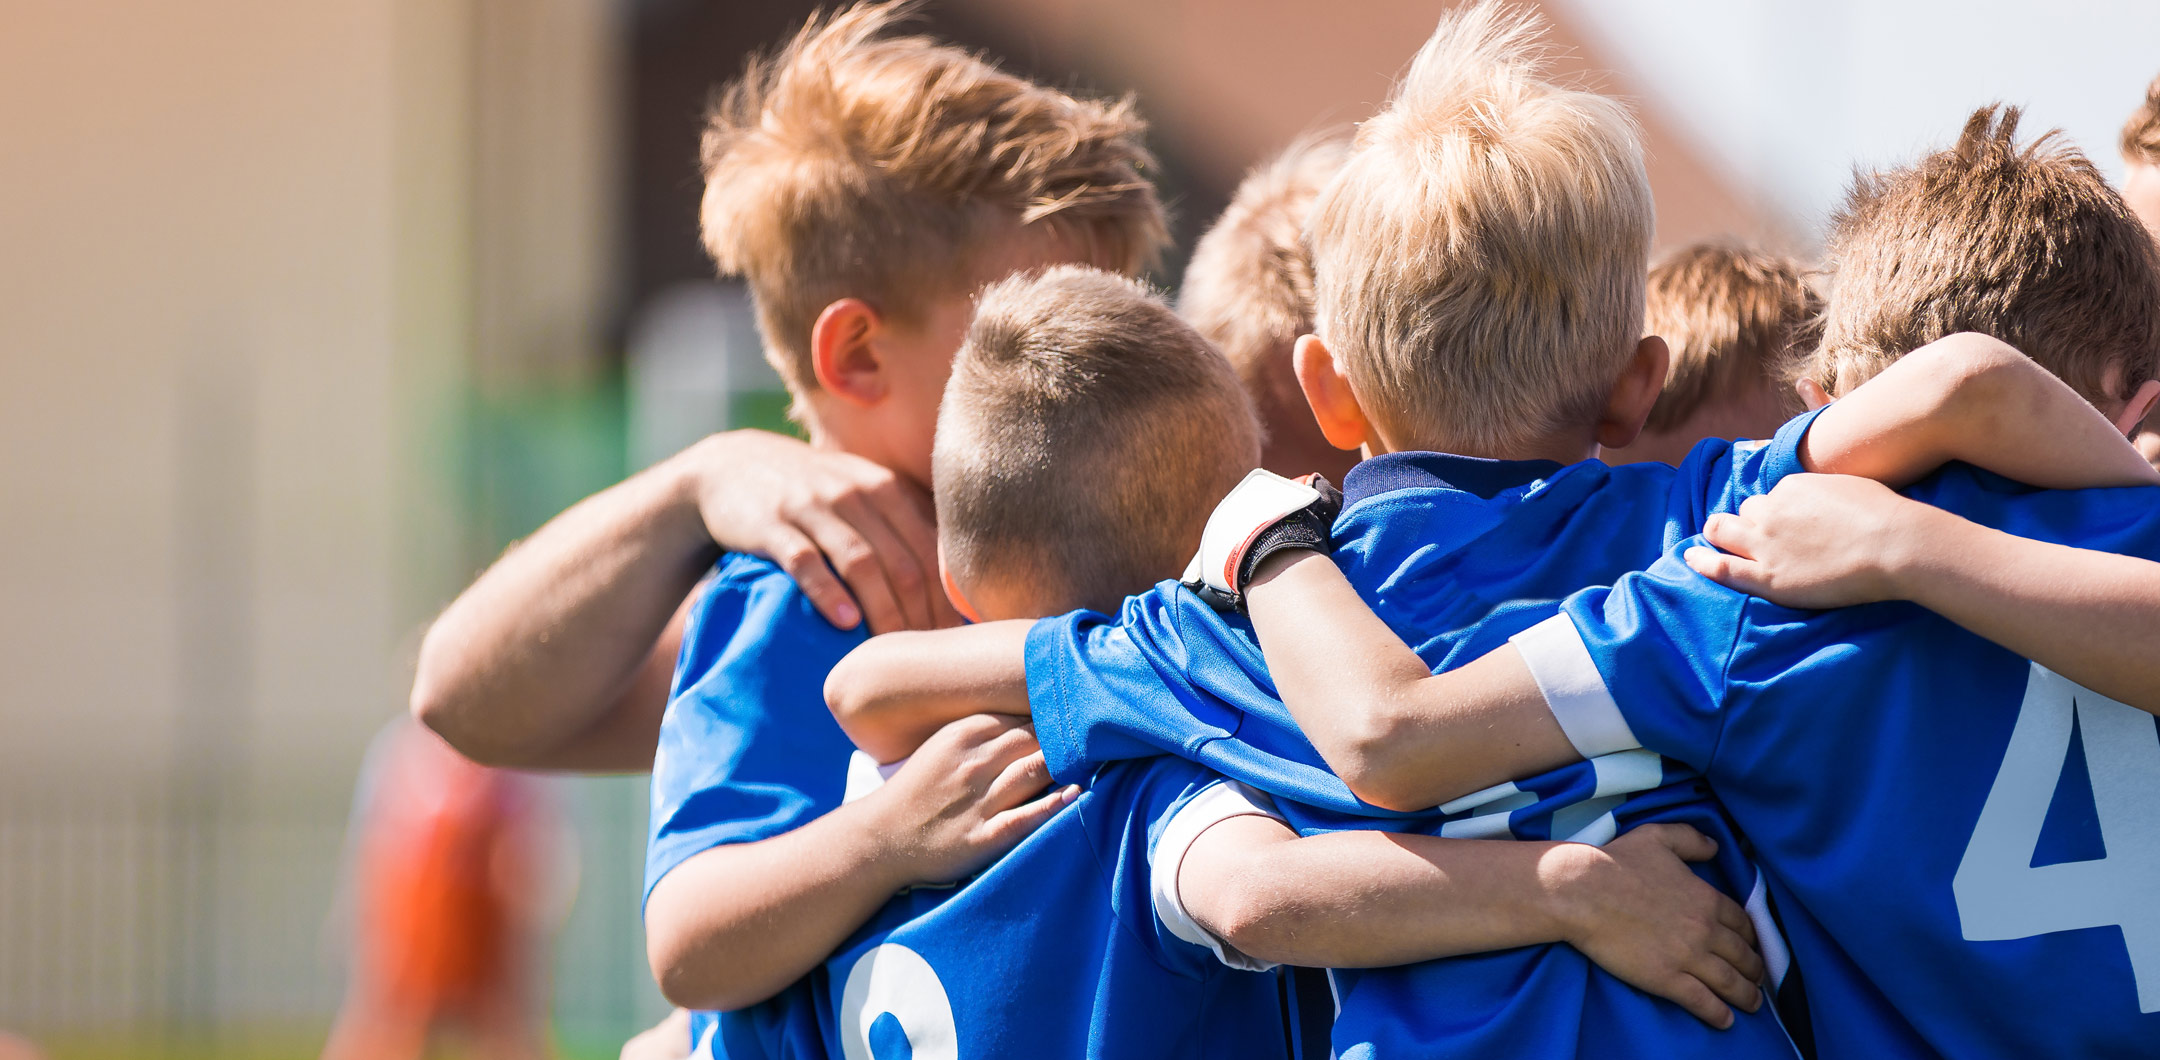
left=839, top=943, right=959, bottom=1060
left=1953, top=665, right=2160, bottom=1013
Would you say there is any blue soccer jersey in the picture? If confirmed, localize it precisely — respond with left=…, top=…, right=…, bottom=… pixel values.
left=1023, top=442, right=1820, bottom=1059
left=1523, top=467, right=2160, bottom=1059
left=648, top=553, right=869, bottom=1060
left=808, top=756, right=1302, bottom=1060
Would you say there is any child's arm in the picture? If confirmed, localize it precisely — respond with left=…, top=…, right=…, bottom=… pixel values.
left=645, top=715, right=1072, bottom=1010
left=1685, top=473, right=2160, bottom=714
left=1225, top=335, right=2157, bottom=810
left=1799, top=332, right=2159, bottom=489
left=823, top=622, right=1034, bottom=763
left=1242, top=551, right=1573, bottom=810
left=1178, top=817, right=1765, bottom=1028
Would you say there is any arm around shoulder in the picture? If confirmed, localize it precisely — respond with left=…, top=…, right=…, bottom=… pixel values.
left=1801, top=333, right=2160, bottom=490
left=824, top=621, right=1034, bottom=763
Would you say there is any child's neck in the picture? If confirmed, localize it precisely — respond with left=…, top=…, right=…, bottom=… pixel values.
left=1367, top=425, right=1600, bottom=466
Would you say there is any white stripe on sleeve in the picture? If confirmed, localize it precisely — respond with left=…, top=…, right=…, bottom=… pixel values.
left=1511, top=614, right=1642, bottom=759
left=1150, top=780, right=1289, bottom=972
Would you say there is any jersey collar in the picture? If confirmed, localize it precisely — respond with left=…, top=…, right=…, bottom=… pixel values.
left=1342, top=451, right=1566, bottom=505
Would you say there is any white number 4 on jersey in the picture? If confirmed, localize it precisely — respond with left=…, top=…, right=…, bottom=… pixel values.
left=1954, top=664, right=2160, bottom=1013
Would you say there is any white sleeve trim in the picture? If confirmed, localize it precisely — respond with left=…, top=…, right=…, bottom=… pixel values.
left=1511, top=614, right=1642, bottom=759
left=1150, top=780, right=1287, bottom=973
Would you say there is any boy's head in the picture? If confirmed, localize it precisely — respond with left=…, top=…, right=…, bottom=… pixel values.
left=933, top=266, right=1262, bottom=621
left=1180, top=134, right=1358, bottom=483
left=699, top=1, right=1168, bottom=485
left=1298, top=1, right=1668, bottom=463
left=1605, top=242, right=1818, bottom=466
left=2122, top=73, right=2160, bottom=242
left=1809, top=105, right=2160, bottom=430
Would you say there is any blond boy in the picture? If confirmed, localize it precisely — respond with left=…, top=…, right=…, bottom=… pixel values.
left=1180, top=135, right=1359, bottom=482
left=1604, top=242, right=1816, bottom=465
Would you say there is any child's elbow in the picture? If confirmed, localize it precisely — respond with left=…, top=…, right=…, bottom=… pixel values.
left=822, top=654, right=871, bottom=724
left=1913, top=333, right=2027, bottom=404
left=1194, top=877, right=1315, bottom=968
left=1330, top=720, right=1440, bottom=813
left=646, top=921, right=758, bottom=1013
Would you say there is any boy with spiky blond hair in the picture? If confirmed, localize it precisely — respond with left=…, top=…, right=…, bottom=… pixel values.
left=1605, top=242, right=1816, bottom=465
left=581, top=6, right=1177, bottom=1058
left=1180, top=135, right=1358, bottom=482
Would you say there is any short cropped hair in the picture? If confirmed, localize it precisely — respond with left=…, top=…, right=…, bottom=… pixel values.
left=1308, top=1, right=1654, bottom=453
left=1812, top=106, right=2160, bottom=405
left=935, top=267, right=1261, bottom=614
left=1642, top=242, right=1818, bottom=432
left=699, top=2, right=1168, bottom=394
left=1180, top=134, right=1350, bottom=391
left=2123, top=73, right=2160, bottom=165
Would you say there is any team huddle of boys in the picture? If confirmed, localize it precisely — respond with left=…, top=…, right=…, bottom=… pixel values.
left=632, top=4, right=2160, bottom=1057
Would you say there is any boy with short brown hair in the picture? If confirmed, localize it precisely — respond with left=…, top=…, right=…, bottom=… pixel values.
left=1605, top=242, right=1816, bottom=466
left=1179, top=135, right=1357, bottom=482
left=1812, top=107, right=2160, bottom=407
left=634, top=6, right=1171, bottom=1057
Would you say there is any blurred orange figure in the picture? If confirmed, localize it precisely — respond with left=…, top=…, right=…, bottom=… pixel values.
left=323, top=718, right=566, bottom=1060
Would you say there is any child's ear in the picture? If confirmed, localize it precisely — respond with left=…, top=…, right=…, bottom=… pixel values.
left=1293, top=334, right=1374, bottom=453
left=1795, top=378, right=1834, bottom=411
left=2112, top=379, right=2160, bottom=438
left=810, top=298, right=890, bottom=407
left=1592, top=336, right=1671, bottom=450
left=938, top=563, right=983, bottom=625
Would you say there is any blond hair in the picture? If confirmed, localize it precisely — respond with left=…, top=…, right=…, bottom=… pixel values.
left=1308, top=1, right=1653, bottom=454
left=1813, top=106, right=2160, bottom=404
left=935, top=267, right=1261, bottom=614
left=1642, top=242, right=1817, bottom=432
left=1181, top=134, right=1350, bottom=390
left=699, top=2, right=1168, bottom=395
left=2123, top=73, right=2160, bottom=165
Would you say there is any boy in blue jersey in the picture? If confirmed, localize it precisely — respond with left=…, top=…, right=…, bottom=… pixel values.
left=636, top=6, right=1175, bottom=1056
left=817, top=264, right=1772, bottom=1059
left=1220, top=110, right=2160, bottom=1059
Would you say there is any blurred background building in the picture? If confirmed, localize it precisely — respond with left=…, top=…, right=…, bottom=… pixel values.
left=3, top=0, right=2155, bottom=1056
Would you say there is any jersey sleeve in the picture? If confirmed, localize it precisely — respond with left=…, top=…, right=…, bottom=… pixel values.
left=644, top=556, right=866, bottom=905
left=1511, top=548, right=1751, bottom=772
left=1024, top=585, right=1263, bottom=783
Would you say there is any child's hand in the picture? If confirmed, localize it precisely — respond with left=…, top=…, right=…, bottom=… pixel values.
left=687, top=430, right=961, bottom=634
left=861, top=714, right=1078, bottom=886
left=1684, top=473, right=1938, bottom=609
left=1553, top=824, right=1765, bottom=1029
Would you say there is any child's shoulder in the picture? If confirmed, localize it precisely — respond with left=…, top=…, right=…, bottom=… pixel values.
left=677, top=552, right=868, bottom=680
